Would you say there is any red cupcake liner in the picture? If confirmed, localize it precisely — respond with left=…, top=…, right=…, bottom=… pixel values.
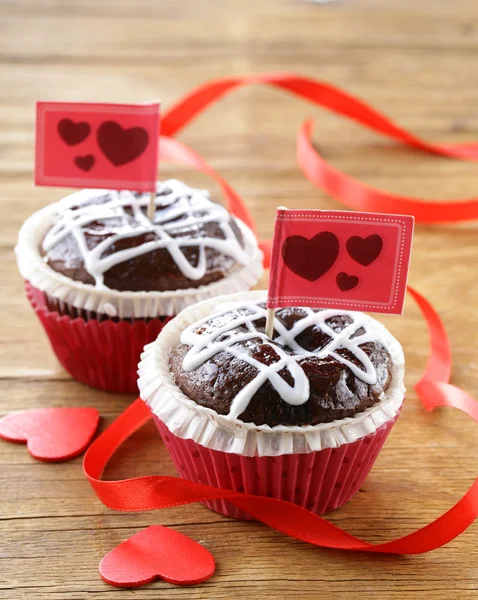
left=26, top=283, right=172, bottom=393
left=154, top=411, right=400, bottom=520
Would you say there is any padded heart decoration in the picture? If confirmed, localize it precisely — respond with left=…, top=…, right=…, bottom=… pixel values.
left=74, top=154, right=95, bottom=172
left=346, top=234, right=383, bottom=266
left=97, top=120, right=149, bottom=166
left=336, top=272, right=359, bottom=291
left=282, top=231, right=339, bottom=282
left=57, top=118, right=91, bottom=146
left=0, top=407, right=99, bottom=462
left=100, top=525, right=216, bottom=588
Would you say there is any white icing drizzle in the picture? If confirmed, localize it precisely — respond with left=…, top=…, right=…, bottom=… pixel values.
left=180, top=302, right=389, bottom=419
left=42, top=179, right=251, bottom=290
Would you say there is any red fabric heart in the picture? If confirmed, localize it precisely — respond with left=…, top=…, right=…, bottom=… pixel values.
left=282, top=231, right=339, bottom=281
left=100, top=525, right=215, bottom=588
left=97, top=121, right=149, bottom=166
left=346, top=234, right=383, bottom=266
left=0, top=407, right=99, bottom=462
left=57, top=118, right=90, bottom=146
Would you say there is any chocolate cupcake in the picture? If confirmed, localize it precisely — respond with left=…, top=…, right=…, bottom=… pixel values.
left=138, top=291, right=405, bottom=519
left=16, top=180, right=263, bottom=392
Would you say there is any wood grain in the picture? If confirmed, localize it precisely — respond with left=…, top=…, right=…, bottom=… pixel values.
left=0, top=0, right=477, bottom=598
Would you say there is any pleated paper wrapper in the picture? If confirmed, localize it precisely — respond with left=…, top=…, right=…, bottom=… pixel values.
left=27, top=284, right=172, bottom=393
left=138, top=290, right=405, bottom=517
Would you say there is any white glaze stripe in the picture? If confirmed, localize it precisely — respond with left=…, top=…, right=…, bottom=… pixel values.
left=180, top=301, right=388, bottom=419
left=42, top=179, right=250, bottom=290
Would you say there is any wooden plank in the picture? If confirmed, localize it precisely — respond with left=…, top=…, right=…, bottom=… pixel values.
left=1, top=0, right=478, bottom=60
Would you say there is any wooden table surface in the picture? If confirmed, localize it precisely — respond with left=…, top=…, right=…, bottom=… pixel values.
left=1, top=0, right=477, bottom=598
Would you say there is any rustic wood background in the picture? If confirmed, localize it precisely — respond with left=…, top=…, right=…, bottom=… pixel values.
left=1, top=0, right=477, bottom=598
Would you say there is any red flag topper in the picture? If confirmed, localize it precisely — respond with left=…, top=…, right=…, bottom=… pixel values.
left=267, top=209, right=414, bottom=315
left=35, top=101, right=160, bottom=192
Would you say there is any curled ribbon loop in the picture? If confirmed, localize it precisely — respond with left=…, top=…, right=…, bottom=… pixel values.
left=162, top=72, right=478, bottom=223
left=161, top=72, right=478, bottom=160
left=83, top=74, right=477, bottom=555
left=297, top=120, right=478, bottom=223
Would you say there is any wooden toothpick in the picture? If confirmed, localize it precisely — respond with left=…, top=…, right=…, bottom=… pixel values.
left=265, top=307, right=275, bottom=339
left=147, top=190, right=156, bottom=221
left=265, top=205, right=288, bottom=340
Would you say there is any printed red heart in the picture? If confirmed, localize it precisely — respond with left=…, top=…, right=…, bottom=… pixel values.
left=282, top=231, right=339, bottom=282
left=97, top=120, right=149, bottom=167
left=336, top=272, right=359, bottom=291
left=57, top=118, right=91, bottom=146
left=0, top=407, right=99, bottom=462
left=100, top=525, right=216, bottom=588
left=346, top=234, right=383, bottom=266
left=74, top=154, right=95, bottom=172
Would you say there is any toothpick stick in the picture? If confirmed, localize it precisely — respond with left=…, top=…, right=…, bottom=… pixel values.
left=266, top=206, right=287, bottom=339
left=265, top=205, right=288, bottom=340
left=265, top=307, right=275, bottom=339
left=147, top=191, right=156, bottom=221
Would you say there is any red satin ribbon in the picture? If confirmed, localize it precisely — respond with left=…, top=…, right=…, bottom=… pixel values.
left=297, top=120, right=478, bottom=223
left=161, top=73, right=478, bottom=161
left=83, top=74, right=477, bottom=554
left=162, top=73, right=478, bottom=223
left=83, top=284, right=477, bottom=554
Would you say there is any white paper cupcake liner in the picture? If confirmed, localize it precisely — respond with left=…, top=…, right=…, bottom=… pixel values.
left=15, top=202, right=263, bottom=319
left=137, top=290, right=406, bottom=457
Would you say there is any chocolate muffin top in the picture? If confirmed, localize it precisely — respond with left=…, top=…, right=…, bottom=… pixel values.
left=40, top=179, right=251, bottom=292
left=169, top=301, right=394, bottom=427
